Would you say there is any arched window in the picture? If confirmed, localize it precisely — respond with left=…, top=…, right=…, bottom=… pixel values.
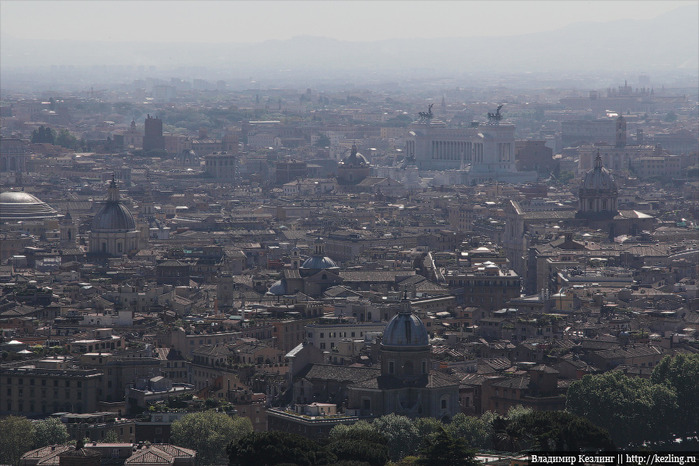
left=404, top=360, right=414, bottom=375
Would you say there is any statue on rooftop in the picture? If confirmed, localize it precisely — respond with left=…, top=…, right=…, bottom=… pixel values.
left=418, top=103, right=434, bottom=121
left=488, top=104, right=503, bottom=122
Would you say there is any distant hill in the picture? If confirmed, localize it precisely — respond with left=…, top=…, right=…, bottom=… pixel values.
left=1, top=5, right=696, bottom=78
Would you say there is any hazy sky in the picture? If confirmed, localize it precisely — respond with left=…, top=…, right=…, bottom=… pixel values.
left=1, top=0, right=693, bottom=43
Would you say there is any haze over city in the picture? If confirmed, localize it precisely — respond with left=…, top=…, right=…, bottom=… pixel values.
left=1, top=1, right=697, bottom=90
left=0, top=1, right=698, bottom=465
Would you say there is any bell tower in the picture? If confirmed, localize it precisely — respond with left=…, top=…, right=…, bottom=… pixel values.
left=291, top=247, right=301, bottom=270
left=60, top=210, right=77, bottom=246
left=615, top=115, right=627, bottom=148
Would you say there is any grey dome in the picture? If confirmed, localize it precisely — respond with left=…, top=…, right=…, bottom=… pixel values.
left=340, top=145, right=369, bottom=167
left=268, top=280, right=286, bottom=296
left=382, top=312, right=429, bottom=347
left=582, top=153, right=617, bottom=193
left=91, top=179, right=136, bottom=231
left=0, top=191, right=58, bottom=221
left=92, top=202, right=136, bottom=231
left=300, top=255, right=338, bottom=270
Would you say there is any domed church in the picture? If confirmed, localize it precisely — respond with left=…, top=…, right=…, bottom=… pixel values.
left=88, top=177, right=141, bottom=256
left=268, top=238, right=341, bottom=297
left=576, top=151, right=618, bottom=220
left=337, top=145, right=371, bottom=185
left=574, top=150, right=656, bottom=237
left=0, top=191, right=58, bottom=222
left=347, top=299, right=459, bottom=420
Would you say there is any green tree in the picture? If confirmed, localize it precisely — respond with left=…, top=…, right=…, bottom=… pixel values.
left=664, top=111, right=678, bottom=122
left=228, top=431, right=335, bottom=466
left=445, top=413, right=491, bottom=449
left=55, top=129, right=79, bottom=150
left=490, top=415, right=527, bottom=452
left=416, top=428, right=478, bottom=466
left=0, top=416, right=36, bottom=466
left=104, top=430, right=120, bottom=443
left=651, top=353, right=699, bottom=437
left=315, top=133, right=331, bottom=147
left=33, top=417, right=69, bottom=448
left=329, top=420, right=377, bottom=440
left=566, top=371, right=678, bottom=447
left=327, top=425, right=389, bottom=466
left=413, top=417, right=442, bottom=439
left=31, top=126, right=56, bottom=144
left=171, top=410, right=252, bottom=465
left=508, top=411, right=614, bottom=451
left=505, top=405, right=532, bottom=422
left=372, top=414, right=420, bottom=462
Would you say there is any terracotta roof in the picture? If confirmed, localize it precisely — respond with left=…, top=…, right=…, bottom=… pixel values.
left=492, top=376, right=530, bottom=389
left=302, top=364, right=380, bottom=383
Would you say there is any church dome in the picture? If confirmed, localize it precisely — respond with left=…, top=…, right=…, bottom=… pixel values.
left=582, top=153, right=617, bottom=193
left=92, top=203, right=136, bottom=231
left=382, top=311, right=429, bottom=348
left=0, top=191, right=58, bottom=221
left=91, top=179, right=136, bottom=232
left=340, top=145, right=369, bottom=167
left=577, top=151, right=619, bottom=219
left=300, top=255, right=337, bottom=270
left=299, top=237, right=338, bottom=272
left=268, top=280, right=286, bottom=296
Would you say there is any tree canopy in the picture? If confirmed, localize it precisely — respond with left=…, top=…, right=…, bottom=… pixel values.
left=55, top=129, right=81, bottom=150
left=445, top=413, right=491, bottom=450
left=327, top=422, right=389, bottom=466
left=372, top=414, right=421, bottom=462
left=651, top=353, right=699, bottom=438
left=31, top=126, right=56, bottom=144
left=33, top=417, right=69, bottom=449
left=171, top=410, right=252, bottom=465
left=507, top=411, right=614, bottom=452
left=0, top=416, right=36, bottom=466
left=566, top=371, right=677, bottom=447
left=417, top=428, right=479, bottom=466
left=228, top=431, right=336, bottom=466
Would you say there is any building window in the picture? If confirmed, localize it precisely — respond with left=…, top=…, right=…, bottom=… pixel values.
left=388, top=361, right=394, bottom=374
left=441, top=399, right=447, bottom=410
